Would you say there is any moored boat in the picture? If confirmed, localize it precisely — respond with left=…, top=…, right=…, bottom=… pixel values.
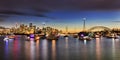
left=78, top=32, right=92, bottom=41
left=46, top=33, right=59, bottom=40
left=106, top=33, right=119, bottom=39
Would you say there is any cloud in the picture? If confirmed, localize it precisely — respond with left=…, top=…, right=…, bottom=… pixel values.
left=34, top=0, right=120, bottom=10
left=0, top=15, right=9, bottom=18
left=0, top=0, right=120, bottom=18
left=0, top=10, right=49, bottom=18
left=60, top=0, right=120, bottom=10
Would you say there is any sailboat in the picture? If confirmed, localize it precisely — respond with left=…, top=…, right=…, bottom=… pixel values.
left=106, top=33, right=119, bottom=39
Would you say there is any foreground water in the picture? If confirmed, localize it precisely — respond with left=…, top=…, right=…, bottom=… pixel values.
left=0, top=35, right=120, bottom=60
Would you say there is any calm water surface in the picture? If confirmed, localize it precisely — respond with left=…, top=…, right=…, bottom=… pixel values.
left=0, top=35, right=120, bottom=60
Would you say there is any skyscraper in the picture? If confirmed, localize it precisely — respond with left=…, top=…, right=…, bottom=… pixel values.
left=29, top=23, right=33, bottom=27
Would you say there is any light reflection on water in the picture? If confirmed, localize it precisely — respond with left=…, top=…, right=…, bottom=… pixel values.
left=30, top=41, right=35, bottom=60
left=41, top=39, right=48, bottom=60
left=96, top=38, right=101, bottom=60
left=2, top=35, right=120, bottom=60
left=36, top=40, right=40, bottom=59
left=112, top=38, right=115, bottom=60
left=84, top=40, right=87, bottom=45
left=24, top=40, right=40, bottom=60
left=65, top=37, right=68, bottom=49
left=25, top=40, right=31, bottom=60
left=65, top=37, right=69, bottom=60
left=52, top=40, right=56, bottom=60
left=13, top=39, right=19, bottom=60
left=5, top=40, right=9, bottom=60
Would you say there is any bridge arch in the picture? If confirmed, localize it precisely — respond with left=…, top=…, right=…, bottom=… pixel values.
left=88, top=26, right=111, bottom=32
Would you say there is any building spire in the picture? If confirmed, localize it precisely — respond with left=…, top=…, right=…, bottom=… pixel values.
left=83, top=18, right=86, bottom=31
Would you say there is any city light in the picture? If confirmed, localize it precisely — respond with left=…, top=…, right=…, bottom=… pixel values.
left=1, top=0, right=120, bottom=60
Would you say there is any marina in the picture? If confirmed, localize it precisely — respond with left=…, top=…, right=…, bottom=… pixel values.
left=0, top=0, right=120, bottom=59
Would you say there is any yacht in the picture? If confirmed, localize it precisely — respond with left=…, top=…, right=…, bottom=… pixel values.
left=46, top=30, right=59, bottom=40
left=106, top=33, right=119, bottom=39
left=26, top=34, right=40, bottom=40
left=3, top=35, right=15, bottom=41
left=78, top=32, right=92, bottom=41
left=46, top=33, right=59, bottom=40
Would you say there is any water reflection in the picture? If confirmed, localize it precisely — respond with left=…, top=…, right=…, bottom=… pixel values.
left=75, top=39, right=79, bottom=47
left=25, top=40, right=31, bottom=60
left=52, top=40, right=56, bottom=60
left=65, top=37, right=69, bottom=60
left=36, top=40, right=40, bottom=59
left=2, top=35, right=120, bottom=60
left=65, top=37, right=68, bottom=49
left=30, top=41, right=35, bottom=60
left=41, top=39, right=48, bottom=60
left=13, top=40, right=19, bottom=60
left=82, top=41, right=88, bottom=60
left=24, top=39, right=40, bottom=60
left=5, top=40, right=9, bottom=60
left=96, top=38, right=101, bottom=60
left=65, top=37, right=69, bottom=41
left=84, top=40, right=87, bottom=45
left=112, top=38, right=115, bottom=60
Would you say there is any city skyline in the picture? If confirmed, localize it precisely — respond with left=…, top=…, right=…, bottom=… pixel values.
left=1, top=11, right=120, bottom=32
left=1, top=1, right=120, bottom=60
left=0, top=0, right=120, bottom=32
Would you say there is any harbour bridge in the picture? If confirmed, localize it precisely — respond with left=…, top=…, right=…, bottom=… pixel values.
left=81, top=18, right=111, bottom=32
left=87, top=26, right=111, bottom=32
left=71, top=26, right=111, bottom=34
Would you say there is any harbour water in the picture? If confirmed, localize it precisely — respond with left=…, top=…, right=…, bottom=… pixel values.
left=0, top=35, right=120, bottom=60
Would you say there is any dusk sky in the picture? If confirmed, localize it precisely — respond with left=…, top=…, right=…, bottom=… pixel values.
left=0, top=0, right=120, bottom=32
